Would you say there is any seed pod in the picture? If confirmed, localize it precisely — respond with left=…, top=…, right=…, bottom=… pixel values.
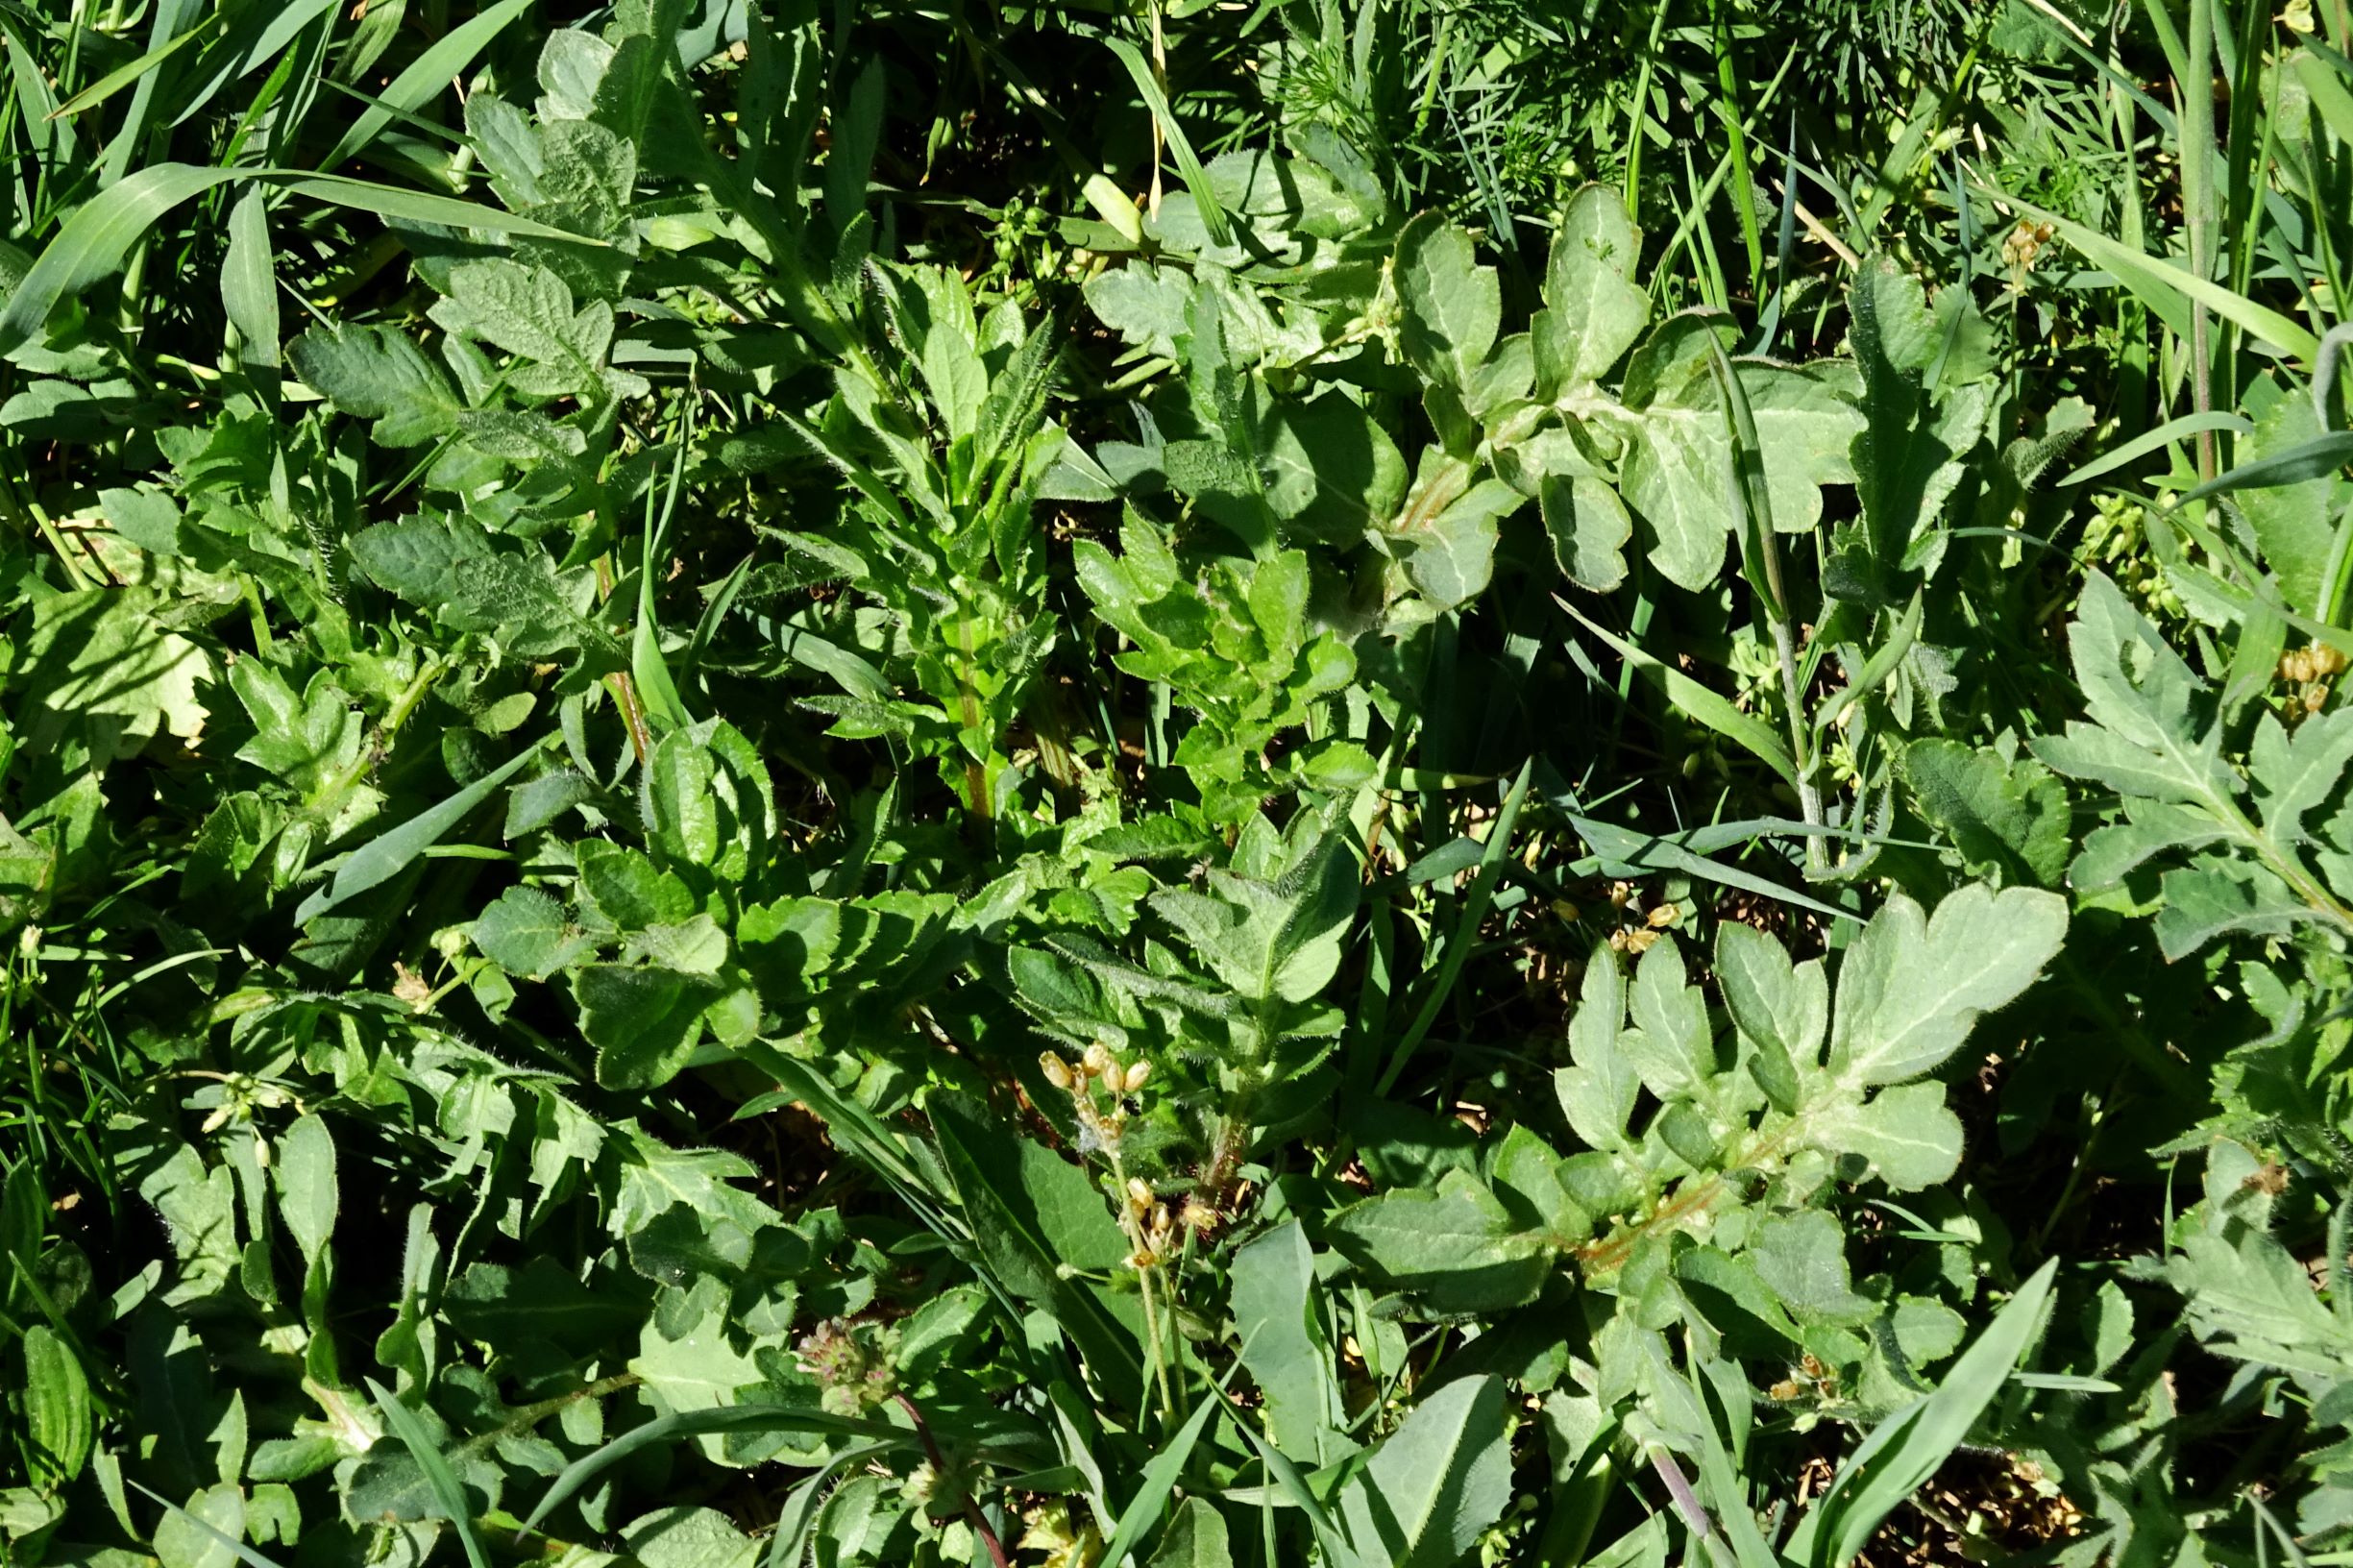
left=1126, top=1177, right=1153, bottom=1212
left=1122, top=1060, right=1151, bottom=1093
left=1082, top=1041, right=1115, bottom=1079
left=1040, top=1053, right=1073, bottom=1090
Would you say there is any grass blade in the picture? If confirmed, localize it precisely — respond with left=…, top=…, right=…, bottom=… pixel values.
left=1105, top=37, right=1231, bottom=247
left=1098, top=1389, right=1222, bottom=1566
left=1556, top=596, right=1799, bottom=789
left=126, top=1480, right=288, bottom=1568
left=363, top=1378, right=492, bottom=1568
left=1790, top=1260, right=2058, bottom=1568
left=318, top=0, right=535, bottom=170
left=1979, top=183, right=2322, bottom=362
left=292, top=738, right=551, bottom=924
left=520, top=1405, right=902, bottom=1537
left=2173, top=432, right=2353, bottom=506
left=2056, top=410, right=2252, bottom=486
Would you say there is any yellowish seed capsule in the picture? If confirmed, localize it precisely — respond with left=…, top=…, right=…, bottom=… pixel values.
left=1083, top=1041, right=1115, bottom=1079
left=1126, top=1177, right=1153, bottom=1212
left=1647, top=903, right=1679, bottom=928
left=1151, top=1203, right=1170, bottom=1233
left=1122, top=1061, right=1151, bottom=1093
left=1040, top=1053, right=1073, bottom=1090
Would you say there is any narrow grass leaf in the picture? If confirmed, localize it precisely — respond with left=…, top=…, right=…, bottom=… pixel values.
left=1794, top=1259, right=2058, bottom=1567
left=1981, top=184, right=2321, bottom=362
left=1099, top=1391, right=1223, bottom=1566
left=126, top=1480, right=289, bottom=1568
left=1556, top=597, right=1799, bottom=788
left=2174, top=433, right=2353, bottom=506
left=1106, top=37, right=1232, bottom=247
left=318, top=0, right=535, bottom=169
left=521, top=1405, right=901, bottom=1537
left=293, top=739, right=551, bottom=924
left=2057, top=411, right=2251, bottom=486
left=364, top=1378, right=491, bottom=1568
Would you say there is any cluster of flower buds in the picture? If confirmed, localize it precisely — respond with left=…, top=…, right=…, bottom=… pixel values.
left=2281, top=640, right=2348, bottom=716
left=1039, top=1042, right=1151, bottom=1153
left=1122, top=1177, right=1179, bottom=1271
left=796, top=1317, right=899, bottom=1417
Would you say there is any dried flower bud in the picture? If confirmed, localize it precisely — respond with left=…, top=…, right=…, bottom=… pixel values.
left=1126, top=1177, right=1153, bottom=1212
left=1122, top=1060, right=1151, bottom=1093
left=1151, top=1203, right=1170, bottom=1233
left=1040, top=1052, right=1073, bottom=1090
left=1083, top=1041, right=1115, bottom=1079
left=1647, top=903, right=1679, bottom=928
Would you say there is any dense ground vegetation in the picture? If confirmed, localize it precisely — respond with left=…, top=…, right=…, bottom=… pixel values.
left=3, top=0, right=2352, bottom=1563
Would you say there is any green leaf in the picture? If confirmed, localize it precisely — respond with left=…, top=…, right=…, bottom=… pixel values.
left=1556, top=944, right=1639, bottom=1153
left=1827, top=886, right=2067, bottom=1086
left=2032, top=576, right=2231, bottom=802
left=1326, top=1171, right=1549, bottom=1313
left=272, top=1115, right=335, bottom=1268
left=1714, top=920, right=1827, bottom=1068
left=1400, top=475, right=1523, bottom=610
left=1899, top=740, right=2071, bottom=889
left=350, top=515, right=621, bottom=661
left=365, top=1378, right=491, bottom=1568
left=1750, top=1212, right=1875, bottom=1326
left=1807, top=1081, right=1964, bottom=1189
left=577, top=965, right=723, bottom=1090
left=927, top=1091, right=1140, bottom=1391
left=287, top=327, right=461, bottom=447
left=1259, top=393, right=1409, bottom=544
left=16, top=590, right=211, bottom=765
left=1620, top=345, right=1862, bottom=591
left=1332, top=1374, right=1512, bottom=1568
left=1231, top=1221, right=1342, bottom=1464
left=1148, top=1498, right=1234, bottom=1568
left=150, top=1482, right=248, bottom=1568
left=470, top=885, right=595, bottom=979
left=2225, top=394, right=2345, bottom=618
left=22, top=1326, right=93, bottom=1490
left=1394, top=214, right=1500, bottom=390
left=1534, top=184, right=1650, bottom=391
left=430, top=259, right=610, bottom=386
left=220, top=190, right=278, bottom=370
left=1541, top=472, right=1633, bottom=593
left=1623, top=936, right=1714, bottom=1098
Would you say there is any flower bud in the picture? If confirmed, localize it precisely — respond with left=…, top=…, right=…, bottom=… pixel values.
left=1040, top=1052, right=1073, bottom=1090
left=1122, top=1060, right=1152, bottom=1093
left=1083, top=1041, right=1115, bottom=1079
left=1127, top=1177, right=1153, bottom=1212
